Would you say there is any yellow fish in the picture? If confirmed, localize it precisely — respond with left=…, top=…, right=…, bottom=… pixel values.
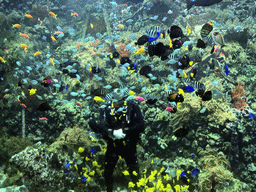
left=34, top=51, right=41, bottom=56
left=12, top=24, right=21, bottom=28
left=51, top=35, right=57, bottom=42
left=117, top=24, right=124, bottom=28
left=0, top=57, right=6, bottom=63
left=129, top=90, right=135, bottom=95
left=186, top=26, right=191, bottom=35
left=49, top=58, right=55, bottom=66
left=25, top=14, right=33, bottom=18
left=169, top=37, right=173, bottom=48
left=20, top=44, right=28, bottom=52
left=49, top=12, right=57, bottom=19
left=29, top=88, right=37, bottom=96
left=90, top=23, right=94, bottom=29
left=94, top=96, right=105, bottom=102
left=135, top=46, right=145, bottom=55
left=178, top=88, right=185, bottom=97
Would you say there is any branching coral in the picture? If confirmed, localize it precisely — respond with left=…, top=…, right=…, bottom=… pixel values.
left=116, top=41, right=131, bottom=58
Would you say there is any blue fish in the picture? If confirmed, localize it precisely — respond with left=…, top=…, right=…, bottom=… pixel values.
left=148, top=32, right=160, bottom=43
left=90, top=148, right=97, bottom=155
left=180, top=171, right=187, bottom=177
left=224, top=62, right=230, bottom=76
left=182, top=86, right=195, bottom=92
left=80, top=176, right=87, bottom=182
left=249, top=112, right=256, bottom=119
left=133, top=62, right=139, bottom=73
left=66, top=160, right=71, bottom=168
left=63, top=84, right=69, bottom=94
left=151, top=15, right=158, bottom=20
left=191, top=168, right=200, bottom=175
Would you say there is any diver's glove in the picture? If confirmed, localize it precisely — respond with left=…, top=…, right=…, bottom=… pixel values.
left=113, top=129, right=126, bottom=140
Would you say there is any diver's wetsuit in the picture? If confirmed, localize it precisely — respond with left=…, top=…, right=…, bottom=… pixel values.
left=89, top=100, right=145, bottom=192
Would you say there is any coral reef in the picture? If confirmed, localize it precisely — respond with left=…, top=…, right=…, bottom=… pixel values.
left=198, top=148, right=234, bottom=192
left=232, top=82, right=248, bottom=110
left=116, top=41, right=131, bottom=58
left=205, top=97, right=236, bottom=126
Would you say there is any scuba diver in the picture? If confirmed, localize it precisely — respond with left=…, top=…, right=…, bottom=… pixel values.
left=89, top=87, right=145, bottom=192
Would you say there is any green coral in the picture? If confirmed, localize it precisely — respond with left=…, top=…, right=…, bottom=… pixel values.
left=170, top=93, right=202, bottom=129
left=205, top=98, right=236, bottom=126
left=198, top=148, right=234, bottom=192
left=0, top=127, right=32, bottom=164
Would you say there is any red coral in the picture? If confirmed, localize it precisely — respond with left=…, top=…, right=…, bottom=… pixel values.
left=116, top=41, right=131, bottom=58
left=89, top=39, right=100, bottom=48
left=232, top=82, right=248, bottom=110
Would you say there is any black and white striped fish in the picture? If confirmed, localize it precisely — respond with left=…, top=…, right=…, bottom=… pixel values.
left=200, top=23, right=213, bottom=38
left=182, top=78, right=206, bottom=91
left=146, top=26, right=162, bottom=38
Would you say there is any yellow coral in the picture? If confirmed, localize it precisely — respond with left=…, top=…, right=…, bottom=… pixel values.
left=78, top=147, right=84, bottom=153
left=128, top=182, right=135, bottom=188
left=176, top=169, right=181, bottom=181
left=166, top=184, right=172, bottom=191
left=163, top=174, right=169, bottom=181
left=123, top=170, right=130, bottom=176
left=89, top=170, right=95, bottom=176
left=156, top=179, right=164, bottom=191
left=92, top=160, right=101, bottom=168
left=29, top=88, right=37, bottom=96
left=174, top=185, right=181, bottom=192
left=132, top=171, right=138, bottom=176
left=137, top=178, right=146, bottom=187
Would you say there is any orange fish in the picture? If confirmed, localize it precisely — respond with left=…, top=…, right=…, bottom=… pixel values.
left=12, top=24, right=21, bottom=28
left=20, top=33, right=29, bottom=39
left=39, top=117, right=47, bottom=121
left=134, top=96, right=145, bottom=101
left=54, top=31, right=64, bottom=35
left=3, top=94, right=9, bottom=98
left=49, top=12, right=57, bottom=19
left=51, top=35, right=57, bottom=42
left=21, top=103, right=27, bottom=108
left=219, top=52, right=225, bottom=56
left=0, top=57, right=6, bottom=63
left=75, top=102, right=82, bottom=107
left=25, top=14, right=33, bottom=18
left=20, top=44, right=28, bottom=52
left=71, top=12, right=79, bottom=17
left=49, top=58, right=55, bottom=66
left=34, top=51, right=41, bottom=56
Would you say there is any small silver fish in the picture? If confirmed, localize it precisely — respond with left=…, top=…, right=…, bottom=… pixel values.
left=213, top=32, right=225, bottom=47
